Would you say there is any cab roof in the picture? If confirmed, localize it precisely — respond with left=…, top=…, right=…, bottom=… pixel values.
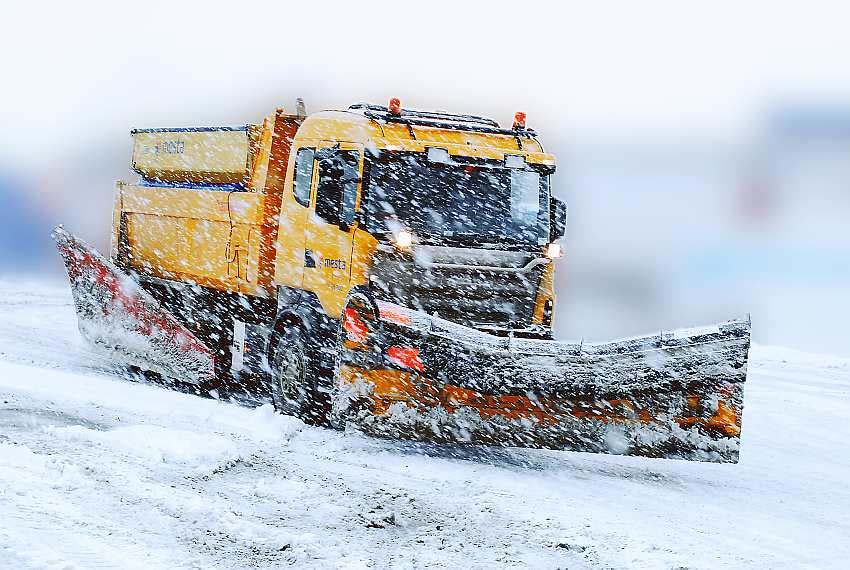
left=292, top=104, right=555, bottom=166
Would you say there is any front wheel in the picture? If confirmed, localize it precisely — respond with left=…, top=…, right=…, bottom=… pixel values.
left=270, top=327, right=331, bottom=425
left=270, top=328, right=311, bottom=418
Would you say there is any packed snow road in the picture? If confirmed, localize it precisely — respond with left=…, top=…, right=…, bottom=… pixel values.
left=0, top=280, right=848, bottom=569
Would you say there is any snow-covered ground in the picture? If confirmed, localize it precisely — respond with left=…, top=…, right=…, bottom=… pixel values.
left=1, top=280, right=849, bottom=569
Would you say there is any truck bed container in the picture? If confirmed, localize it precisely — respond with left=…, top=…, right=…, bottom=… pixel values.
left=131, top=126, right=262, bottom=185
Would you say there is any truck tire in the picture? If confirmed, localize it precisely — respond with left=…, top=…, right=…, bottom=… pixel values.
left=270, top=326, right=331, bottom=425
left=270, top=327, right=312, bottom=419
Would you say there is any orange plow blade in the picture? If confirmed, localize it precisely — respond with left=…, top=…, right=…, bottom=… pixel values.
left=334, top=301, right=750, bottom=463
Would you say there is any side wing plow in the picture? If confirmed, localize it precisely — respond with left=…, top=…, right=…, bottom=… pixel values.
left=52, top=227, right=215, bottom=384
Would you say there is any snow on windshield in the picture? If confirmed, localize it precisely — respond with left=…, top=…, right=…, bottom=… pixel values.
left=364, top=151, right=550, bottom=246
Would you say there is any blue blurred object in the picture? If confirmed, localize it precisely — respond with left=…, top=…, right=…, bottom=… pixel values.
left=0, top=174, right=53, bottom=271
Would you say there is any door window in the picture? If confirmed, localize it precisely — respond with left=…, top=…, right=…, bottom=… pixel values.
left=292, top=148, right=315, bottom=207
left=316, top=149, right=361, bottom=227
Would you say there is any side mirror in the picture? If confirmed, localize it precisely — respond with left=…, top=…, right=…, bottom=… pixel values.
left=550, top=197, right=567, bottom=241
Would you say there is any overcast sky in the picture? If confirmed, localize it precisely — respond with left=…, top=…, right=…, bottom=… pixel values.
left=4, top=0, right=850, bottom=166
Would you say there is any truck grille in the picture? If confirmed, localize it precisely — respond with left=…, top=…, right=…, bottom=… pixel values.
left=369, top=247, right=544, bottom=329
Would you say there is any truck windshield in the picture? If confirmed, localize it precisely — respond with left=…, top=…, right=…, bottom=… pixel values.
left=364, top=151, right=550, bottom=247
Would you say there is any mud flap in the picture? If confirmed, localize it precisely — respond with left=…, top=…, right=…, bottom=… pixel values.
left=52, top=227, right=215, bottom=384
left=334, top=301, right=751, bottom=463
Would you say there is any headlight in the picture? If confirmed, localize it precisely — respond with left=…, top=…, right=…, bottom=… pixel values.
left=395, top=230, right=414, bottom=249
left=545, top=242, right=562, bottom=259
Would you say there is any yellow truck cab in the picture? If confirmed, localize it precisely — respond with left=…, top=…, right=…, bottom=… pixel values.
left=280, top=103, right=563, bottom=332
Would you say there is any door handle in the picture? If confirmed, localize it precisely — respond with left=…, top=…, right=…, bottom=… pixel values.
left=304, top=249, right=317, bottom=268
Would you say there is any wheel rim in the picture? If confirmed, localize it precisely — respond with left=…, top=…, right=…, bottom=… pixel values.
left=278, top=345, right=305, bottom=404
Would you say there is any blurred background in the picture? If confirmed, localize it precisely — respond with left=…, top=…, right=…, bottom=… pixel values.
left=2, top=1, right=849, bottom=355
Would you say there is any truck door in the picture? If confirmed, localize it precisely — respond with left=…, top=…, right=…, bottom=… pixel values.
left=303, top=143, right=362, bottom=317
left=274, top=145, right=316, bottom=289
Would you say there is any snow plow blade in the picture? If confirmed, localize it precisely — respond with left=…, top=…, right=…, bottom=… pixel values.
left=52, top=227, right=215, bottom=384
left=335, top=300, right=751, bottom=463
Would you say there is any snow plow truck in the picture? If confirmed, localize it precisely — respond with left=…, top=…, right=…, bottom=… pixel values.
left=54, top=99, right=751, bottom=463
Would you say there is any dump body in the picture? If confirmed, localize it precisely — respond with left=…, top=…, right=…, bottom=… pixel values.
left=116, top=111, right=300, bottom=297
left=118, top=184, right=265, bottom=294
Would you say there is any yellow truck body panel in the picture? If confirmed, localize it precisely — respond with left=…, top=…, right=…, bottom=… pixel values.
left=120, top=184, right=266, bottom=295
